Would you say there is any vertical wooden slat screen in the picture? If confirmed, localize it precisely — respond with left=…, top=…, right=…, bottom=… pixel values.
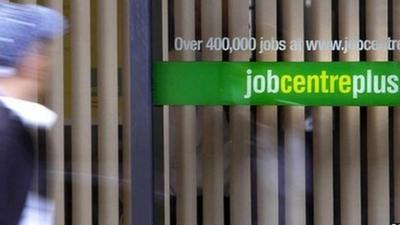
left=311, top=1, right=334, bottom=225
left=201, top=1, right=224, bottom=225
left=3, top=1, right=132, bottom=225
left=97, top=0, right=119, bottom=224
left=366, top=1, right=390, bottom=225
left=174, top=0, right=197, bottom=225
left=71, top=0, right=92, bottom=224
left=228, top=0, right=252, bottom=225
left=338, top=1, right=361, bottom=225
left=395, top=1, right=400, bottom=221
left=255, top=1, right=278, bottom=225
left=46, top=1, right=65, bottom=225
left=281, top=1, right=306, bottom=225
left=122, top=0, right=132, bottom=224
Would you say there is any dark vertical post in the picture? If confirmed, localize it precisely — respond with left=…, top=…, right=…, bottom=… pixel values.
left=130, top=0, right=153, bottom=224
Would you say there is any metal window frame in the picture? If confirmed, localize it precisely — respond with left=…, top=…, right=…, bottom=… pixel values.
left=130, top=0, right=154, bottom=225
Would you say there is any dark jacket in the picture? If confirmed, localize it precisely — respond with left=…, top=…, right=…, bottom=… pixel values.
left=0, top=104, right=34, bottom=225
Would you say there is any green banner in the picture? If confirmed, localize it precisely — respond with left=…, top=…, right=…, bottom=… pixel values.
left=153, top=61, right=400, bottom=106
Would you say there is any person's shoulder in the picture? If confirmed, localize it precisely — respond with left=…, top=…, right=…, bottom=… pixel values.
left=0, top=104, right=26, bottom=137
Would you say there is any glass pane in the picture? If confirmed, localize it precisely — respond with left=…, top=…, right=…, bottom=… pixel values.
left=152, top=1, right=397, bottom=225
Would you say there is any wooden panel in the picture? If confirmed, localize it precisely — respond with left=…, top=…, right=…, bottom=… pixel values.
left=97, top=0, right=119, bottom=224
left=201, top=1, right=224, bottom=225
left=228, top=0, right=252, bottom=225
left=162, top=0, right=170, bottom=225
left=310, top=1, right=333, bottom=225
left=174, top=0, right=197, bottom=225
left=366, top=1, right=390, bottom=225
left=71, top=0, right=92, bottom=224
left=46, top=1, right=65, bottom=224
left=281, top=0, right=306, bottom=225
left=16, top=0, right=37, bottom=3
left=255, top=1, right=278, bottom=225
left=338, top=1, right=361, bottom=225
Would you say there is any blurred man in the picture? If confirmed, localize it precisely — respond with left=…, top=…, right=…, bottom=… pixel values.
left=0, top=2, right=65, bottom=225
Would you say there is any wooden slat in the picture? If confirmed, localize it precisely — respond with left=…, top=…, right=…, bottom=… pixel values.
left=281, top=0, right=306, bottom=225
left=338, top=1, right=361, bottom=225
left=200, top=105, right=224, bottom=225
left=46, top=1, right=65, bottom=225
left=175, top=108, right=197, bottom=225
left=16, top=0, right=36, bottom=3
left=311, top=1, right=333, bottom=225
left=71, top=0, right=92, bottom=224
left=394, top=1, right=400, bottom=221
left=201, top=1, right=224, bottom=225
left=366, top=1, right=390, bottom=225
left=121, top=0, right=131, bottom=224
left=255, top=1, right=278, bottom=225
left=339, top=106, right=361, bottom=225
left=228, top=1, right=252, bottom=225
left=174, top=0, right=197, bottom=225
left=163, top=106, right=171, bottom=225
left=97, top=0, right=119, bottom=224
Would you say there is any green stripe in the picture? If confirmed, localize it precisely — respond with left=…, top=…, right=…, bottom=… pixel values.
left=153, top=61, right=400, bottom=106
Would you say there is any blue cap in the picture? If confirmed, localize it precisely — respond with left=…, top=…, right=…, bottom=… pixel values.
left=0, top=2, right=66, bottom=76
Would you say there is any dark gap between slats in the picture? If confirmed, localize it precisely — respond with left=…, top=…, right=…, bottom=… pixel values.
left=333, top=106, right=341, bottom=225
left=332, top=1, right=341, bottom=225
left=169, top=0, right=177, bottom=222
left=65, top=126, right=72, bottom=225
left=389, top=0, right=394, bottom=61
left=251, top=105, right=257, bottom=225
left=359, top=0, right=368, bottom=224
left=195, top=0, right=202, bottom=61
left=118, top=125, right=124, bottom=220
left=277, top=0, right=285, bottom=225
left=390, top=107, right=395, bottom=223
left=305, top=108, right=313, bottom=225
left=359, top=0, right=367, bottom=62
left=304, top=2, right=313, bottom=224
left=92, top=126, right=99, bottom=225
left=250, top=0, right=257, bottom=224
left=332, top=0, right=339, bottom=61
left=222, top=0, right=230, bottom=224
left=222, top=0, right=230, bottom=62
left=168, top=0, right=175, bottom=52
left=277, top=106, right=285, bottom=225
left=360, top=106, right=368, bottom=225
left=194, top=0, right=203, bottom=223
left=389, top=0, right=395, bottom=223
left=38, top=128, right=47, bottom=197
